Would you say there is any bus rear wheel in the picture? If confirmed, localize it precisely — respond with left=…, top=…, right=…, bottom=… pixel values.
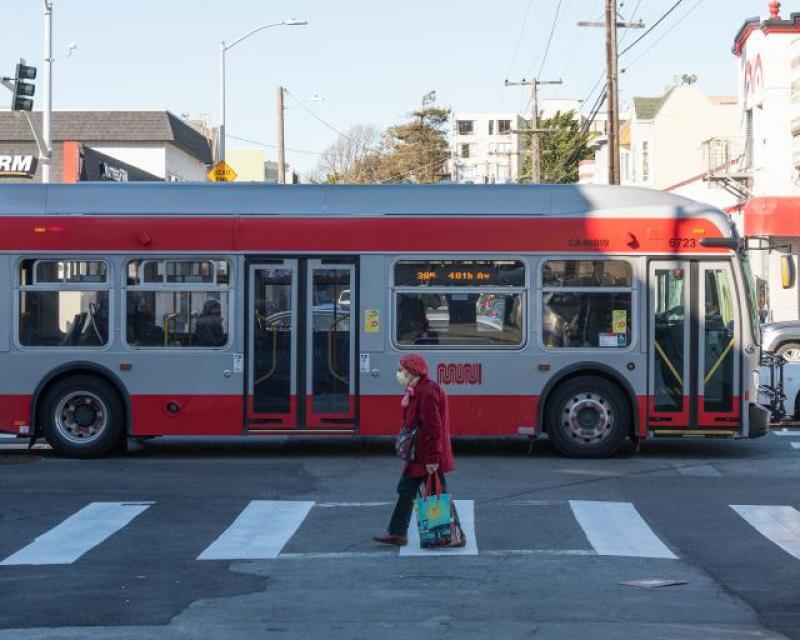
left=546, top=376, right=629, bottom=458
left=40, top=375, right=124, bottom=458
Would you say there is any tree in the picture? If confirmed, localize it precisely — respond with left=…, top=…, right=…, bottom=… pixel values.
left=520, top=111, right=594, bottom=184
left=312, top=124, right=382, bottom=184
left=311, top=93, right=451, bottom=184
left=374, top=98, right=451, bottom=184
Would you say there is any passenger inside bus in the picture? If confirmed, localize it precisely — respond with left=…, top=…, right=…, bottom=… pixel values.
left=194, top=299, right=227, bottom=347
left=397, top=297, right=439, bottom=345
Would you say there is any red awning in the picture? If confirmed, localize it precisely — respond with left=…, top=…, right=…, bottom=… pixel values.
left=745, top=197, right=800, bottom=237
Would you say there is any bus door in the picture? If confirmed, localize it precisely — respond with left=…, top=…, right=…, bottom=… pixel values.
left=647, top=261, right=741, bottom=429
left=247, top=258, right=356, bottom=431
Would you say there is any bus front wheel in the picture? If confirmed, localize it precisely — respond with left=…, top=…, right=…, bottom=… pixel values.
left=546, top=376, right=629, bottom=458
left=40, top=375, right=124, bottom=458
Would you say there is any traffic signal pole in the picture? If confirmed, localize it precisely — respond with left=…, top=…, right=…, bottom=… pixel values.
left=42, top=0, right=53, bottom=183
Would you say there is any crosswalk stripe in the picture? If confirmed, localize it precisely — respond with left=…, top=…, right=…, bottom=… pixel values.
left=731, top=505, right=800, bottom=560
left=198, top=500, right=314, bottom=560
left=400, top=499, right=478, bottom=556
left=0, top=502, right=152, bottom=566
left=569, top=500, right=677, bottom=559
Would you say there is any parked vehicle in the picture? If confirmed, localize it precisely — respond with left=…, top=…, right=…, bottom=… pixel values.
left=761, top=321, right=800, bottom=362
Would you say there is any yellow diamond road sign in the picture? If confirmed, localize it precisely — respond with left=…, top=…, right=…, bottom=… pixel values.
left=208, top=161, right=237, bottom=182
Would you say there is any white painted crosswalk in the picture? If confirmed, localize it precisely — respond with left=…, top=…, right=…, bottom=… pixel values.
left=569, top=500, right=677, bottom=559
left=0, top=502, right=152, bottom=566
left=198, top=500, right=314, bottom=560
left=731, top=505, right=800, bottom=560
left=3, top=499, right=800, bottom=566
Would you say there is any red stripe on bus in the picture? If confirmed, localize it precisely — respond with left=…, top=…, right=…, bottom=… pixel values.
left=360, top=394, right=539, bottom=436
left=130, top=395, right=243, bottom=436
left=0, top=395, right=31, bottom=434
left=0, top=216, right=728, bottom=253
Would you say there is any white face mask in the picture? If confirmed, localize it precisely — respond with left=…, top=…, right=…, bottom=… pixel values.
left=396, top=369, right=412, bottom=387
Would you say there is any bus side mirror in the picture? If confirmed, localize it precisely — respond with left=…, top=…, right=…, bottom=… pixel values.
left=781, top=255, right=796, bottom=289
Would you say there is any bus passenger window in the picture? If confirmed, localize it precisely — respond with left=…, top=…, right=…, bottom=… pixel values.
left=125, top=259, right=232, bottom=349
left=541, top=260, right=634, bottom=349
left=394, top=258, right=526, bottom=349
left=18, top=259, right=111, bottom=348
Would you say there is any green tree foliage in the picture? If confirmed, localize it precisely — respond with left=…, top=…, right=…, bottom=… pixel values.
left=314, top=94, right=451, bottom=184
left=519, top=110, right=594, bottom=184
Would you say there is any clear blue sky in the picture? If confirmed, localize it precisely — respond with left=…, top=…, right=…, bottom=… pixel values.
left=2, top=1, right=777, bottom=175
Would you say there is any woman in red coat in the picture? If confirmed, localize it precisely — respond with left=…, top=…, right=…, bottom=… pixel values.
left=373, top=354, right=456, bottom=547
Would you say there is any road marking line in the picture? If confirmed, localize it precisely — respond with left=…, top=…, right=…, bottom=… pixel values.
left=569, top=500, right=677, bottom=559
left=772, top=431, right=800, bottom=437
left=316, top=502, right=392, bottom=508
left=731, top=505, right=800, bottom=560
left=278, top=549, right=595, bottom=560
left=400, top=499, right=478, bottom=557
left=791, top=442, right=800, bottom=449
left=198, top=500, right=314, bottom=560
left=676, top=464, right=722, bottom=477
left=0, top=502, right=152, bottom=566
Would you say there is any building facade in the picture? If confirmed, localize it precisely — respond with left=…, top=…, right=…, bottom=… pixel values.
left=720, top=3, right=800, bottom=321
left=0, top=111, right=213, bottom=183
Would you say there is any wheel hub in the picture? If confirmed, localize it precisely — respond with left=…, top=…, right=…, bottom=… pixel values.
left=563, top=392, right=614, bottom=444
left=54, top=392, right=108, bottom=444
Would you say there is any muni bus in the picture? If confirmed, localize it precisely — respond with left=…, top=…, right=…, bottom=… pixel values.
left=0, top=183, right=769, bottom=458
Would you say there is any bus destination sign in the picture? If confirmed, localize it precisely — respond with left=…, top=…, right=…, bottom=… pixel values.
left=395, top=260, right=525, bottom=287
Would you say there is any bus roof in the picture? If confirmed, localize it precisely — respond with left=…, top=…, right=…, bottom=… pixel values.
left=0, top=182, right=731, bottom=228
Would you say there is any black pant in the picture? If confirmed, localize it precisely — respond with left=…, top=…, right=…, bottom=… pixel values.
left=387, top=473, right=447, bottom=536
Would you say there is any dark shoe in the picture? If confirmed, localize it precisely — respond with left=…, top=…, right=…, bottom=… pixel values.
left=373, top=533, right=408, bottom=546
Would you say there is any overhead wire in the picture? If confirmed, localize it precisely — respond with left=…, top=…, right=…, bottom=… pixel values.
left=621, top=0, right=706, bottom=71
left=500, top=0, right=537, bottom=112
left=227, top=133, right=324, bottom=156
left=619, top=0, right=688, bottom=56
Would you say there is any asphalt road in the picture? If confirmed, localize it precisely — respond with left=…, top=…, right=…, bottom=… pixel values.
left=1, top=432, right=799, bottom=640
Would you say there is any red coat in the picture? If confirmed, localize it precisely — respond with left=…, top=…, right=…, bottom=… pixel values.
left=403, top=376, right=455, bottom=477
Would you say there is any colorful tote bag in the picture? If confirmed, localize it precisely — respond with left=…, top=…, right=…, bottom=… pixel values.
left=415, top=474, right=457, bottom=548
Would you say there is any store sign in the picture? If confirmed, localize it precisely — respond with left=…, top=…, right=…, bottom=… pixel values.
left=100, top=161, right=129, bottom=182
left=0, top=154, right=37, bottom=179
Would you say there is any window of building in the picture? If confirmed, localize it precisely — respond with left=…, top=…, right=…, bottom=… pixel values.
left=394, top=259, right=525, bottom=348
left=488, top=120, right=494, bottom=135
left=125, top=259, right=231, bottom=348
left=460, top=143, right=471, bottom=159
left=498, top=120, right=511, bottom=135
left=642, top=141, right=650, bottom=182
left=457, top=120, right=474, bottom=136
left=541, top=260, right=633, bottom=349
left=18, top=259, right=110, bottom=348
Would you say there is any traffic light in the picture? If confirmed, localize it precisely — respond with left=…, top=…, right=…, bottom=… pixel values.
left=11, top=63, right=36, bottom=111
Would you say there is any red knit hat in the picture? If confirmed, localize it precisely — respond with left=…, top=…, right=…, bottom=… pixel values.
left=400, top=353, right=429, bottom=378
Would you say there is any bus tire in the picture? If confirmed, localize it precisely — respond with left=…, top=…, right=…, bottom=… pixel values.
left=546, top=376, right=630, bottom=458
left=40, top=375, right=124, bottom=458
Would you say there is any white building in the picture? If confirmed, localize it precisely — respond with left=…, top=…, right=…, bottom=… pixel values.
left=719, top=2, right=800, bottom=321
left=449, top=100, right=582, bottom=184
left=582, top=84, right=739, bottom=214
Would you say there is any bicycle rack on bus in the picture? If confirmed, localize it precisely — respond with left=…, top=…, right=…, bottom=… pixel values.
left=760, top=351, right=786, bottom=422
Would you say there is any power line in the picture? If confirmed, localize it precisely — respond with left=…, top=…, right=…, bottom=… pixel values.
left=504, top=0, right=536, bottom=82
left=619, top=0, right=687, bottom=56
left=557, top=0, right=602, bottom=85
left=284, top=88, right=350, bottom=139
left=618, top=0, right=645, bottom=45
left=621, top=0, right=705, bottom=70
left=533, top=0, right=566, bottom=79
left=227, top=133, right=324, bottom=156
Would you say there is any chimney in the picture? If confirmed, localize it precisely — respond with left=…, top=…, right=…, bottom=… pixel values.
left=769, top=1, right=781, bottom=19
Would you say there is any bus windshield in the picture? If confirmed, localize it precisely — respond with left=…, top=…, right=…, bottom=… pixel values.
left=741, top=255, right=761, bottom=345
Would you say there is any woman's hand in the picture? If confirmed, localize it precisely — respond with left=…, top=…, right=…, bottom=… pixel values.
left=425, top=463, right=439, bottom=475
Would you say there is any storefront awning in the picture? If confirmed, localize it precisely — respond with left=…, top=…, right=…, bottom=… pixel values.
left=744, top=197, right=800, bottom=237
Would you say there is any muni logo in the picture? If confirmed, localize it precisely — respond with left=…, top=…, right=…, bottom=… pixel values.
left=437, top=363, right=482, bottom=386
left=0, top=154, right=37, bottom=179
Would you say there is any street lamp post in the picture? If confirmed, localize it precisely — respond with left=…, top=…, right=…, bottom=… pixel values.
left=218, top=18, right=307, bottom=163
left=42, top=0, right=53, bottom=183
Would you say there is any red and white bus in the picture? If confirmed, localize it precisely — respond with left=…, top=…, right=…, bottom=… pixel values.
left=0, top=183, right=768, bottom=457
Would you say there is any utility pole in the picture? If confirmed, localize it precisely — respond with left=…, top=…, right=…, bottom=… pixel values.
left=277, top=85, right=286, bottom=184
left=504, top=78, right=562, bottom=183
left=605, top=0, right=620, bottom=185
left=579, top=2, right=643, bottom=185
left=42, top=0, right=53, bottom=183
